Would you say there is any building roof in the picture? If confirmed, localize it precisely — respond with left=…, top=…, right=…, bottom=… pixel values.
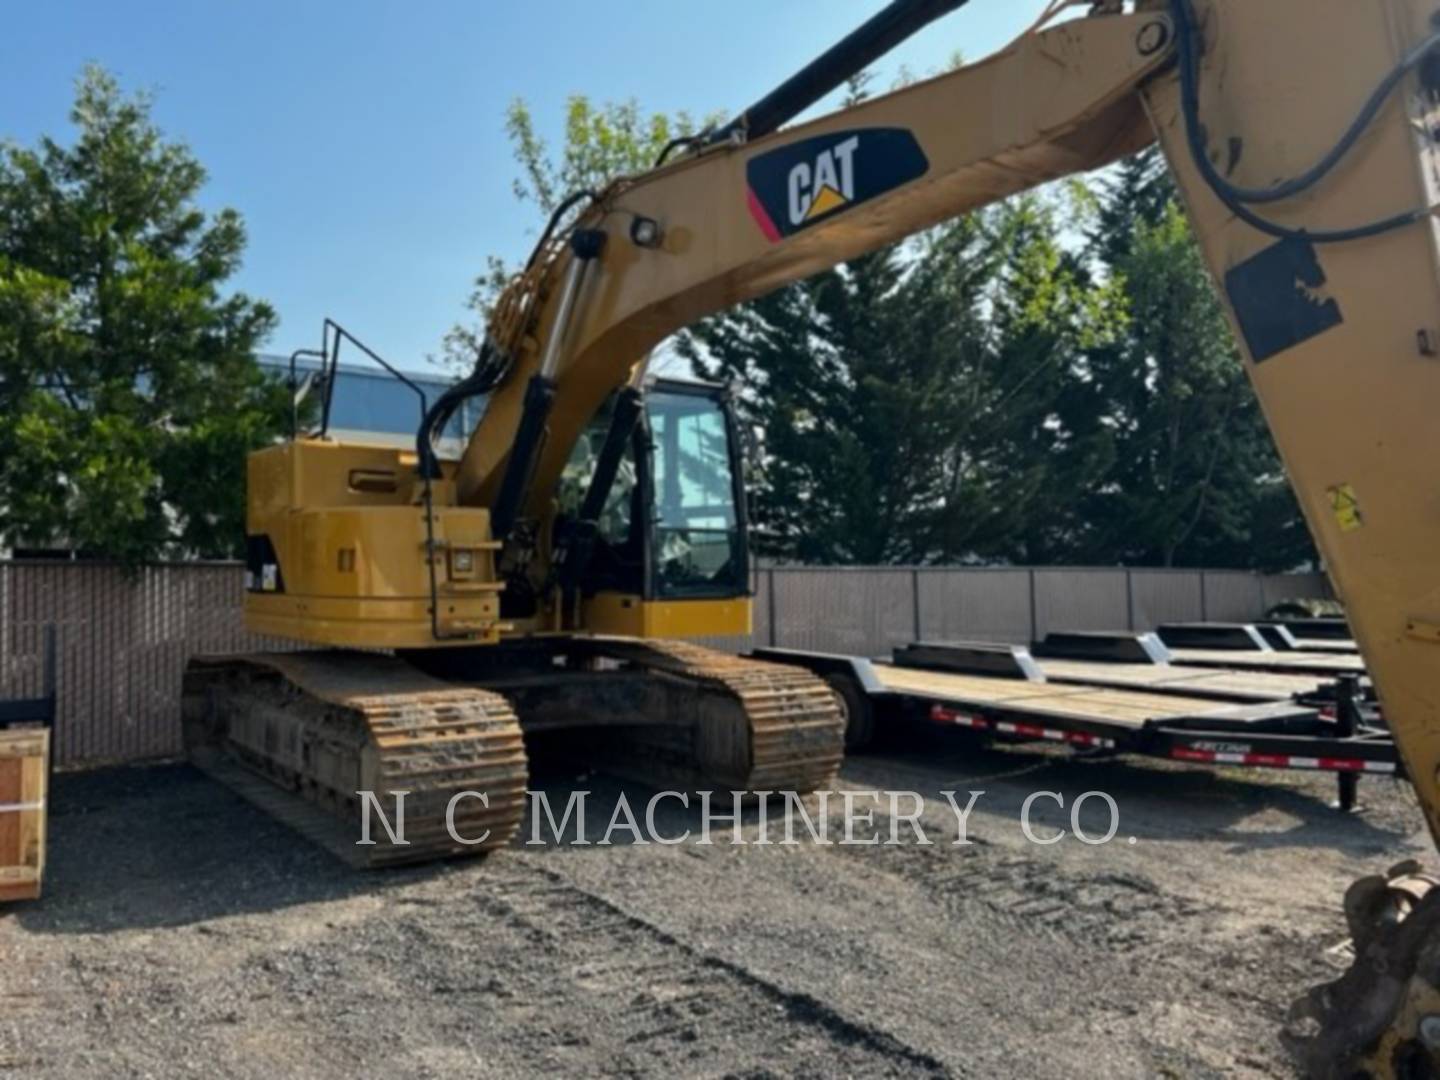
left=256, top=354, right=479, bottom=447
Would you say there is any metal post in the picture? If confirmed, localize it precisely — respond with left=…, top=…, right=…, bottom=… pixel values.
left=1028, top=568, right=1039, bottom=645
left=44, top=624, right=56, bottom=779
left=767, top=568, right=778, bottom=647
left=43, top=624, right=56, bottom=700
left=1125, top=569, right=1135, bottom=632
left=1335, top=674, right=1361, bottom=812
left=911, top=569, right=923, bottom=643
left=1199, top=570, right=1209, bottom=622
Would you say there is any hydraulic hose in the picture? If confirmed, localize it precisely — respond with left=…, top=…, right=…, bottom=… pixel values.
left=1170, top=0, right=1439, bottom=243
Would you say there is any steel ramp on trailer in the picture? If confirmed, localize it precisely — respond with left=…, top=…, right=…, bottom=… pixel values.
left=1162, top=622, right=1359, bottom=654
left=1253, top=622, right=1359, bottom=654
left=1267, top=617, right=1354, bottom=642
left=1029, top=631, right=1368, bottom=706
left=1155, top=623, right=1366, bottom=676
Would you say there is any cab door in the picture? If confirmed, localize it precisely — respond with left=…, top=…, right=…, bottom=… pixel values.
left=560, top=380, right=752, bottom=638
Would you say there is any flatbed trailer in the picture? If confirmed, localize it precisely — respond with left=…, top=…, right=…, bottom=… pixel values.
left=1027, top=631, right=1372, bottom=709
left=754, top=642, right=1396, bottom=809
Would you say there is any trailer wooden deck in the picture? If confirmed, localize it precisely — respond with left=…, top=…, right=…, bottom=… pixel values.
left=1286, top=638, right=1359, bottom=655
left=1038, top=658, right=1326, bottom=703
left=870, top=661, right=1299, bottom=730
left=1169, top=648, right=1366, bottom=676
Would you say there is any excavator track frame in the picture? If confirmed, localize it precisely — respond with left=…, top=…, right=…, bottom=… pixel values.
left=182, top=653, right=530, bottom=868
left=181, top=640, right=844, bottom=866
left=574, top=638, right=847, bottom=794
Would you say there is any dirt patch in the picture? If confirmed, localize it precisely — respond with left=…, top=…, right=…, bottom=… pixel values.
left=0, top=728, right=1428, bottom=1078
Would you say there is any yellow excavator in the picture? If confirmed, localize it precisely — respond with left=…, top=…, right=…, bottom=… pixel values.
left=182, top=0, right=1440, bottom=1072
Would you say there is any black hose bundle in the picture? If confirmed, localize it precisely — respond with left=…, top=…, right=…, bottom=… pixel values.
left=415, top=339, right=511, bottom=479
left=1170, top=0, right=1440, bottom=243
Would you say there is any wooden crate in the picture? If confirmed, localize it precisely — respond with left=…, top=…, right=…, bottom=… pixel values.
left=0, top=728, right=48, bottom=903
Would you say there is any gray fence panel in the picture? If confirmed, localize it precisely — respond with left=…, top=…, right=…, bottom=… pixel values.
left=915, top=570, right=973, bottom=641
left=771, top=568, right=916, bottom=656
left=0, top=561, right=286, bottom=768
left=916, top=569, right=1033, bottom=644
left=1203, top=571, right=1264, bottom=622
left=1034, top=569, right=1130, bottom=639
left=1129, top=571, right=1205, bottom=631
left=1261, top=573, right=1332, bottom=612
left=0, top=562, right=1338, bottom=769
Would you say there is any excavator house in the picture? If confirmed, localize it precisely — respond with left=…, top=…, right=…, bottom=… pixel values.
left=181, top=1, right=1440, bottom=1073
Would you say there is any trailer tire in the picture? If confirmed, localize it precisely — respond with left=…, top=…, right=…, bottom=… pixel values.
left=825, top=672, right=875, bottom=752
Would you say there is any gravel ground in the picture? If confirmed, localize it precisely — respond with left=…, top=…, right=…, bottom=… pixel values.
left=0, top=721, right=1429, bottom=1079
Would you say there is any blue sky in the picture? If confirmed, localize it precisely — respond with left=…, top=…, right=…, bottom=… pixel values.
left=6, top=1, right=1053, bottom=372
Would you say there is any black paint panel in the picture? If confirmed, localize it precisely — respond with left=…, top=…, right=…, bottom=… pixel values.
left=1225, top=238, right=1343, bottom=363
left=244, top=533, right=285, bottom=594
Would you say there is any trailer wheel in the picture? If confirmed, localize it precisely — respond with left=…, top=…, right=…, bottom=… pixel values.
left=825, top=672, right=875, bottom=751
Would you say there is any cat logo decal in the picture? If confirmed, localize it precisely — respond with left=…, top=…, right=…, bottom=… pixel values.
left=746, top=128, right=929, bottom=242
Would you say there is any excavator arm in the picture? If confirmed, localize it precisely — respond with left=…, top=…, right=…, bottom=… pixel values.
left=450, top=2, right=1440, bottom=1071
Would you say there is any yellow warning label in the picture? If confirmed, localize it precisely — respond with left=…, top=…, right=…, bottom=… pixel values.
left=1328, top=483, right=1363, bottom=533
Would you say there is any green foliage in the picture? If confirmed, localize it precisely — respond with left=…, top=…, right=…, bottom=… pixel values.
left=0, top=66, right=288, bottom=561
left=947, top=192, right=1128, bottom=564
left=681, top=232, right=995, bottom=563
left=444, top=96, right=714, bottom=371
left=1077, top=181, right=1314, bottom=569
left=504, top=96, right=701, bottom=213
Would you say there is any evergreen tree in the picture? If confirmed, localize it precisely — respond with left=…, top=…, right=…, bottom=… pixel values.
left=1090, top=147, right=1174, bottom=267
left=0, top=67, right=287, bottom=561
left=681, top=223, right=995, bottom=564
left=1081, top=194, right=1315, bottom=569
left=934, top=192, right=1125, bottom=564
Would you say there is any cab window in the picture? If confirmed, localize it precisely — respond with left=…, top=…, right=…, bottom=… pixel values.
left=647, top=389, right=745, bottom=598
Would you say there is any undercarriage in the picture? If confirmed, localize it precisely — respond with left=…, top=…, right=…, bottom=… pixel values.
left=181, top=638, right=845, bottom=867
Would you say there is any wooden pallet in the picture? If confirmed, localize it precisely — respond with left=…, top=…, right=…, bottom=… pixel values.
left=0, top=728, right=48, bottom=904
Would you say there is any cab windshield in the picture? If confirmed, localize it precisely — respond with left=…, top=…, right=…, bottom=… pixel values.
left=555, top=384, right=748, bottom=600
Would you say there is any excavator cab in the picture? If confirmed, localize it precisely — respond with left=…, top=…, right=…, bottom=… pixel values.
left=558, top=379, right=753, bottom=636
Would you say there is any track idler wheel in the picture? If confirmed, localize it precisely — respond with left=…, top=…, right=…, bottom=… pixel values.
left=1285, top=861, right=1440, bottom=1078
